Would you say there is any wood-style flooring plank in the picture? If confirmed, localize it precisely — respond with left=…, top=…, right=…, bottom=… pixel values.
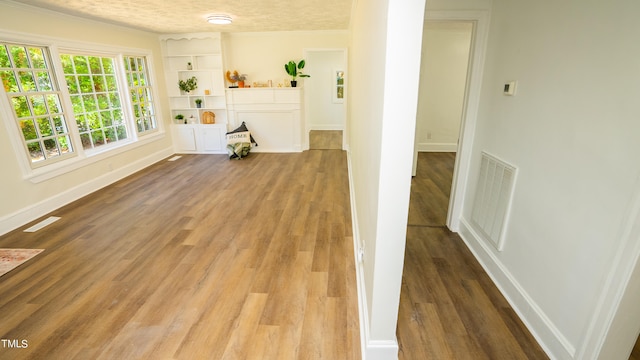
left=309, top=130, right=343, bottom=150
left=0, top=151, right=359, bottom=360
left=398, top=152, right=548, bottom=360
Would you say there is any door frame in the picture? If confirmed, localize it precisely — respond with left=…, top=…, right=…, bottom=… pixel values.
left=302, top=48, right=348, bottom=151
left=417, top=11, right=491, bottom=232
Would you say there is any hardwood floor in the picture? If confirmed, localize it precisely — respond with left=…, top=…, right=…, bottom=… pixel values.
left=0, top=151, right=360, bottom=359
left=631, top=335, right=640, bottom=360
left=309, top=130, right=342, bottom=150
left=398, top=152, right=549, bottom=359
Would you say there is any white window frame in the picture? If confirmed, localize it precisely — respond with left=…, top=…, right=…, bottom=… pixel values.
left=333, top=69, right=345, bottom=104
left=123, top=55, right=159, bottom=137
left=58, top=50, right=135, bottom=155
left=0, top=30, right=165, bottom=183
left=0, top=42, right=76, bottom=168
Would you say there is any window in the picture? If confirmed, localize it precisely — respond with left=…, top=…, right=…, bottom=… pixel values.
left=60, top=53, right=128, bottom=150
left=333, top=70, right=345, bottom=103
left=124, top=55, right=157, bottom=135
left=0, top=37, right=162, bottom=175
left=0, top=43, right=74, bottom=165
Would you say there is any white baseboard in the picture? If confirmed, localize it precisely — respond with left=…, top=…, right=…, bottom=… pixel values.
left=417, top=142, right=457, bottom=152
left=458, top=219, right=575, bottom=359
left=0, top=147, right=174, bottom=236
left=365, top=339, right=400, bottom=360
left=346, top=149, right=400, bottom=360
left=309, top=124, right=345, bottom=131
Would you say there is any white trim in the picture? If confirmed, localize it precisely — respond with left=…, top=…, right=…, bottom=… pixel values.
left=458, top=218, right=572, bottom=359
left=308, top=124, right=345, bottom=131
left=421, top=11, right=491, bottom=233
left=27, top=132, right=166, bottom=183
left=346, top=149, right=367, bottom=358
left=364, top=340, right=400, bottom=360
left=347, top=149, right=400, bottom=360
left=575, top=176, right=640, bottom=359
left=416, top=142, right=457, bottom=152
left=0, top=147, right=174, bottom=236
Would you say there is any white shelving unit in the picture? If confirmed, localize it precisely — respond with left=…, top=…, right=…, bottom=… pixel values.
left=160, top=33, right=228, bottom=154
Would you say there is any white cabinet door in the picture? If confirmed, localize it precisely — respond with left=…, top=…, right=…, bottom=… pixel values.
left=175, top=126, right=197, bottom=151
left=202, top=126, right=224, bottom=152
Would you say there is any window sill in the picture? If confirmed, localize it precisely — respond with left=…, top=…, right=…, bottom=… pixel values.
left=26, top=131, right=166, bottom=184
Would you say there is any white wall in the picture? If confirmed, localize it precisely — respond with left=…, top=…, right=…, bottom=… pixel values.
left=426, top=0, right=492, bottom=11
left=221, top=31, right=348, bottom=88
left=0, top=3, right=173, bottom=234
left=458, top=0, right=640, bottom=358
left=305, top=50, right=345, bottom=130
left=415, top=21, right=472, bottom=152
left=348, top=0, right=425, bottom=358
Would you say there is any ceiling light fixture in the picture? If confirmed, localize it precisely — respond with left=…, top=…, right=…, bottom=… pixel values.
left=207, top=15, right=233, bottom=25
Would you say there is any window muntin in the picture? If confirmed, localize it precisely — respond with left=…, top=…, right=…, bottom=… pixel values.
left=60, top=54, right=128, bottom=151
left=0, top=43, right=74, bottom=165
left=124, top=56, right=157, bottom=135
left=1, top=37, right=162, bottom=175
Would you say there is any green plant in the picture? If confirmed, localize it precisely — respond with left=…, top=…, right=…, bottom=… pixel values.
left=195, top=99, right=202, bottom=105
left=175, top=114, right=184, bottom=120
left=284, top=60, right=310, bottom=80
left=178, top=76, right=197, bottom=93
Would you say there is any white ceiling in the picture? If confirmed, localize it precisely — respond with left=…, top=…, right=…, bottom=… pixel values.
left=10, top=0, right=354, bottom=33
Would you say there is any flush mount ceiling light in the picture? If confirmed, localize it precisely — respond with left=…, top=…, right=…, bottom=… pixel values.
left=207, top=15, right=233, bottom=25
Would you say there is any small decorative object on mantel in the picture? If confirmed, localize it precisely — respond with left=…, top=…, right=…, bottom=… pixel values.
left=202, top=111, right=216, bottom=124
left=225, top=70, right=247, bottom=88
left=178, top=76, right=197, bottom=94
left=195, top=98, right=203, bottom=108
left=284, top=59, right=310, bottom=88
left=252, top=81, right=271, bottom=88
left=175, top=114, right=185, bottom=124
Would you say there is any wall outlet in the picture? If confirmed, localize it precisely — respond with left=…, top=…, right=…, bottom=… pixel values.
left=427, top=131, right=432, bottom=140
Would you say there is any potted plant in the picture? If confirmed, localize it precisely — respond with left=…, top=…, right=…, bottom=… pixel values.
left=195, top=98, right=203, bottom=108
left=178, top=76, right=197, bottom=94
left=175, top=114, right=185, bottom=124
left=284, top=60, right=310, bottom=87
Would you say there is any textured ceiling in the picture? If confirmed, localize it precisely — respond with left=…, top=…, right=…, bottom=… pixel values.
left=10, top=0, right=353, bottom=33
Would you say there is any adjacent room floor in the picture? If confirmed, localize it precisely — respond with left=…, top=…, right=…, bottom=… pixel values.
left=397, top=152, right=549, bottom=359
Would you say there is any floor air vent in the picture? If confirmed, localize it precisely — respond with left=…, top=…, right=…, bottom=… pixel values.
left=471, top=152, right=517, bottom=251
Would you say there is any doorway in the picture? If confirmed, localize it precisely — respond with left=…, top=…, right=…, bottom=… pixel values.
left=414, top=21, right=473, bottom=156
left=411, top=11, right=490, bottom=232
left=303, top=49, right=347, bottom=150
left=412, top=19, right=473, bottom=227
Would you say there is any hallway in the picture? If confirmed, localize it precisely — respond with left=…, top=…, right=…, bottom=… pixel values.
left=397, top=152, right=548, bottom=359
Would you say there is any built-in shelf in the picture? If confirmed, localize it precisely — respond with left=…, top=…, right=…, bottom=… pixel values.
left=160, top=32, right=228, bottom=154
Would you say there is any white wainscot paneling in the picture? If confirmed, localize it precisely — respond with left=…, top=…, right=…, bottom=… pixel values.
left=226, top=88, right=303, bottom=152
left=236, top=111, right=295, bottom=152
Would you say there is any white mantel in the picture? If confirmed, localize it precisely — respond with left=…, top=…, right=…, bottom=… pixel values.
left=226, top=88, right=305, bottom=152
